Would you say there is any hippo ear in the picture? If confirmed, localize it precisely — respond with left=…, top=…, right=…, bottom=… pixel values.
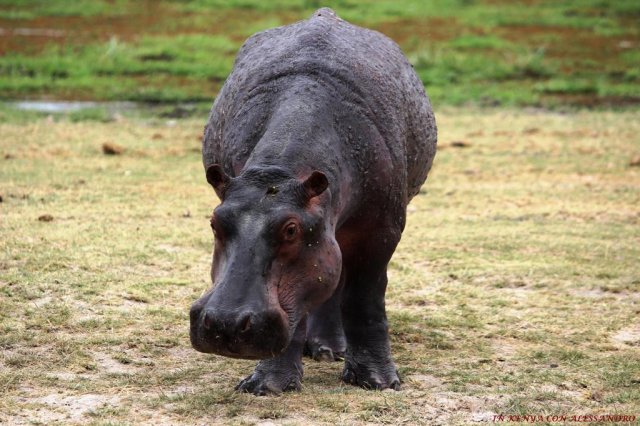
left=302, top=171, right=328, bottom=200
left=206, top=164, right=230, bottom=198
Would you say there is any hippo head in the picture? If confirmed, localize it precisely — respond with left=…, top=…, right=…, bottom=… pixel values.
left=190, top=164, right=342, bottom=359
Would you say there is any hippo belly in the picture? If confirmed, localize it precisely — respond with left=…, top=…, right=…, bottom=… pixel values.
left=190, top=7, right=437, bottom=395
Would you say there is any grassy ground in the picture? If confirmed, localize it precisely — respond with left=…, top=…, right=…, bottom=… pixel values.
left=0, top=0, right=639, bottom=107
left=1, top=108, right=638, bottom=424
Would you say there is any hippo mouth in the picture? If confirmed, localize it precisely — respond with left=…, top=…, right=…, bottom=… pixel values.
left=190, top=329, right=290, bottom=360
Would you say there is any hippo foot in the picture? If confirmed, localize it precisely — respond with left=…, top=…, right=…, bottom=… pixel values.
left=304, top=340, right=345, bottom=362
left=235, top=369, right=302, bottom=396
left=341, top=358, right=401, bottom=390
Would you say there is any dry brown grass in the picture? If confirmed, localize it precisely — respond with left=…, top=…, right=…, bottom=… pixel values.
left=1, top=108, right=639, bottom=425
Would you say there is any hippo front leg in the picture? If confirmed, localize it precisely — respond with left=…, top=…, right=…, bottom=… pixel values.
left=304, top=274, right=346, bottom=362
left=236, top=317, right=306, bottom=395
left=340, top=229, right=401, bottom=390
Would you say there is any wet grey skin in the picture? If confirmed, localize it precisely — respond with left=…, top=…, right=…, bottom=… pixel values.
left=189, top=7, right=437, bottom=395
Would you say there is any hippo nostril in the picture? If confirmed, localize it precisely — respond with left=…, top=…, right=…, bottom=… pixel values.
left=189, top=306, right=200, bottom=323
left=203, top=311, right=214, bottom=330
left=239, top=314, right=252, bottom=334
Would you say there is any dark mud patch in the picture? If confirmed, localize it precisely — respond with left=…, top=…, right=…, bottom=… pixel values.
left=450, top=141, right=471, bottom=148
left=38, top=214, right=53, bottom=222
left=374, top=17, right=464, bottom=47
left=495, top=24, right=637, bottom=67
left=102, top=142, right=124, bottom=155
left=542, top=94, right=640, bottom=108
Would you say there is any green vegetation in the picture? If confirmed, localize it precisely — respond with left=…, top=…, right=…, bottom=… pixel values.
left=0, top=34, right=238, bottom=102
left=0, top=0, right=638, bottom=107
left=1, top=109, right=638, bottom=423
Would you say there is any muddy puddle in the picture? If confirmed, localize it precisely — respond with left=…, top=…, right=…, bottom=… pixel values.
left=5, top=100, right=206, bottom=119
left=10, top=101, right=136, bottom=113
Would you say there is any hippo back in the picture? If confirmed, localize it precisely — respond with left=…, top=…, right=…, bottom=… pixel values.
left=203, top=8, right=437, bottom=200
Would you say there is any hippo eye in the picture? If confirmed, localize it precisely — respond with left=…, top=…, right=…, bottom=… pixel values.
left=283, top=222, right=298, bottom=240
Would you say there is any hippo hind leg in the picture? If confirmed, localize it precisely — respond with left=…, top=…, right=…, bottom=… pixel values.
left=304, top=277, right=346, bottom=362
left=236, top=317, right=306, bottom=395
left=340, top=226, right=402, bottom=390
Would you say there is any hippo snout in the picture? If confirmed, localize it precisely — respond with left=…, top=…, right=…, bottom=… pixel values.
left=190, top=302, right=290, bottom=359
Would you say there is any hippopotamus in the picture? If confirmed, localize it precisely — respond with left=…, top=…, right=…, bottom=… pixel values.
left=189, top=7, right=437, bottom=395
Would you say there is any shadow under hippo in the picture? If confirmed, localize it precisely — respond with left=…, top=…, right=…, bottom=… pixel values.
left=189, top=7, right=437, bottom=395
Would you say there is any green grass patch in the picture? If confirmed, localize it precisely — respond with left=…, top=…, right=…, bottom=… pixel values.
left=0, top=0, right=637, bottom=108
left=0, top=34, right=236, bottom=102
